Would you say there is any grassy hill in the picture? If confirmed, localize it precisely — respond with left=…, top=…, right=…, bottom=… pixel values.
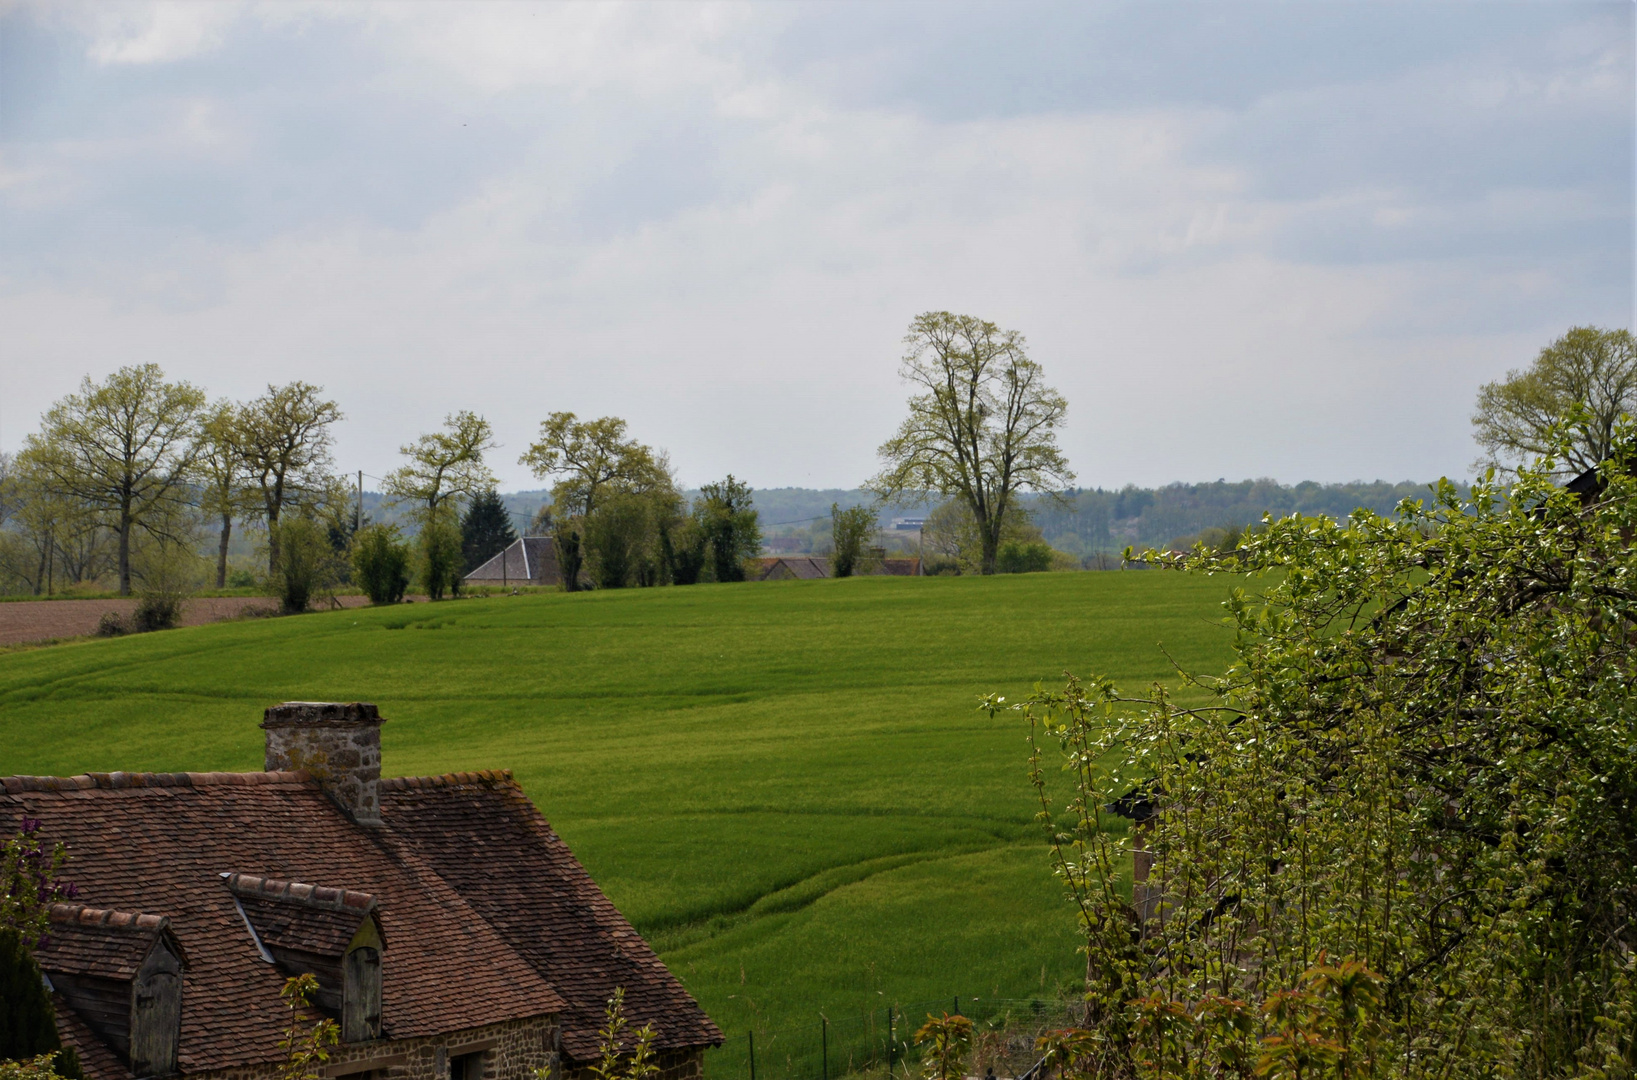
left=0, top=572, right=1238, bottom=1074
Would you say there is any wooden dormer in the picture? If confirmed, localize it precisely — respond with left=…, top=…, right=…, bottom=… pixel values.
left=35, top=903, right=188, bottom=1078
left=222, top=872, right=387, bottom=1042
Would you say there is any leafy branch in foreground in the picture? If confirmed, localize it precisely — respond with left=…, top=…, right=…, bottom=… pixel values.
left=588, top=988, right=658, bottom=1080
left=277, top=974, right=340, bottom=1080
left=999, top=430, right=1637, bottom=1078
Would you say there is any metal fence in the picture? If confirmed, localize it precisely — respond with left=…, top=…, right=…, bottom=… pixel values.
left=703, top=997, right=1086, bottom=1080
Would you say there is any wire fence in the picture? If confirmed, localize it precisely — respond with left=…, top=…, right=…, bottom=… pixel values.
left=703, top=997, right=1087, bottom=1080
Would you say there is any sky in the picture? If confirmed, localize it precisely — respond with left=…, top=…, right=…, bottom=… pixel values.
left=1, top=1, right=1632, bottom=492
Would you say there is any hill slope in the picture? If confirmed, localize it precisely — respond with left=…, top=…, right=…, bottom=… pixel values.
left=0, top=573, right=1236, bottom=1069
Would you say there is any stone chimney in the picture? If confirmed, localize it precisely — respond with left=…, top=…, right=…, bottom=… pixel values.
left=262, top=702, right=385, bottom=826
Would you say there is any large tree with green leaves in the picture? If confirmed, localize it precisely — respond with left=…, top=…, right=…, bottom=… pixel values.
left=1473, top=325, right=1637, bottom=476
left=1011, top=433, right=1637, bottom=1078
left=17, top=365, right=205, bottom=595
left=519, top=412, right=666, bottom=519
left=383, top=411, right=497, bottom=517
left=697, top=475, right=760, bottom=583
left=198, top=401, right=259, bottom=589
left=872, top=312, right=1073, bottom=575
left=233, top=382, right=343, bottom=574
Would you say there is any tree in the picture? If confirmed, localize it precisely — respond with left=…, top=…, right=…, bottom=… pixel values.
left=1006, top=433, right=1637, bottom=1077
left=461, top=490, right=517, bottom=574
left=922, top=498, right=1041, bottom=575
left=0, top=930, right=83, bottom=1080
left=234, top=383, right=343, bottom=574
left=17, top=365, right=205, bottom=595
left=417, top=509, right=463, bottom=601
left=350, top=524, right=410, bottom=605
left=198, top=401, right=258, bottom=589
left=520, top=413, right=666, bottom=520
left=1473, top=325, right=1637, bottom=476
left=696, top=476, right=760, bottom=583
left=829, top=504, right=877, bottom=578
left=269, top=516, right=340, bottom=614
left=383, top=411, right=497, bottom=516
left=872, top=313, right=1073, bottom=575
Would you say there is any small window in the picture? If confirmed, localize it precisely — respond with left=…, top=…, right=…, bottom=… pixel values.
left=450, top=1052, right=486, bottom=1080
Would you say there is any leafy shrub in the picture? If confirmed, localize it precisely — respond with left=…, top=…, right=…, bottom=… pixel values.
left=995, top=540, right=1053, bottom=573
left=829, top=504, right=877, bottom=578
left=350, top=525, right=409, bottom=605
left=270, top=517, right=340, bottom=614
left=417, top=512, right=463, bottom=601
left=130, top=593, right=183, bottom=632
left=94, top=612, right=128, bottom=637
left=226, top=568, right=257, bottom=589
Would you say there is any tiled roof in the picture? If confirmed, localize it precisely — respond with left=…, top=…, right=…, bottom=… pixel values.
left=2, top=770, right=569, bottom=1074
left=52, top=993, right=133, bottom=1080
left=379, top=772, right=723, bottom=1061
left=225, top=873, right=382, bottom=958
left=466, top=537, right=562, bottom=584
left=35, top=903, right=180, bottom=982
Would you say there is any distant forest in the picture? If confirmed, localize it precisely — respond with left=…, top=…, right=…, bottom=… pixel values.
left=354, top=479, right=1451, bottom=556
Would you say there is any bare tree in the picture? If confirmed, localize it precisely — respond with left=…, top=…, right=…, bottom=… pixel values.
left=234, top=382, right=344, bottom=574
left=1473, top=325, right=1637, bottom=476
left=870, top=312, right=1073, bottom=575
left=18, top=365, right=206, bottom=594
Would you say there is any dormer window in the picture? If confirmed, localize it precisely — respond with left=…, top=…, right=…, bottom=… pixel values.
left=36, top=904, right=189, bottom=1078
left=222, top=873, right=387, bottom=1042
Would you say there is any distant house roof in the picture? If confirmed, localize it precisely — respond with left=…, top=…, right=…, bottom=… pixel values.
left=466, top=536, right=561, bottom=585
left=753, top=556, right=921, bottom=580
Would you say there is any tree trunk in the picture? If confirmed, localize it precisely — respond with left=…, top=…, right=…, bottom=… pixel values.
left=117, top=517, right=132, bottom=596
left=217, top=513, right=233, bottom=589
left=266, top=508, right=281, bottom=575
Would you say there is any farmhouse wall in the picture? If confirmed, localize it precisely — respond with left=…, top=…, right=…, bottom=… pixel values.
left=190, top=1015, right=559, bottom=1080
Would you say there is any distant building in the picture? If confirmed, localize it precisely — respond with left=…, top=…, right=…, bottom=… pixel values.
left=753, top=555, right=922, bottom=580
left=891, top=518, right=925, bottom=531
left=464, top=537, right=562, bottom=587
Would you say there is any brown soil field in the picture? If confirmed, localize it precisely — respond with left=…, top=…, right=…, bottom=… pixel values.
left=0, top=595, right=380, bottom=647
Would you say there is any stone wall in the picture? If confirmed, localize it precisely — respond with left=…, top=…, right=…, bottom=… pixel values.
left=261, top=702, right=384, bottom=826
left=190, top=1014, right=559, bottom=1080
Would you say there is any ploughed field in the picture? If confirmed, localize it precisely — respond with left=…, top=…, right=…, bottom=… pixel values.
left=0, top=572, right=1235, bottom=1069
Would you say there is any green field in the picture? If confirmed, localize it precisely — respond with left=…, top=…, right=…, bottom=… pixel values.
left=0, top=573, right=1236, bottom=1068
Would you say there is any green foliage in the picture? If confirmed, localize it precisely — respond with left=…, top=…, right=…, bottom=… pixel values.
left=1474, top=325, right=1637, bottom=475
left=660, top=515, right=707, bottom=585
left=924, top=500, right=1042, bottom=574
left=0, top=929, right=80, bottom=1078
left=461, top=490, right=517, bottom=574
left=351, top=524, right=410, bottom=605
left=829, top=504, right=877, bottom=578
left=0, top=573, right=1236, bottom=1048
left=1011, top=436, right=1637, bottom=1077
left=872, top=312, right=1074, bottom=575
left=914, top=1012, right=972, bottom=1080
left=276, top=974, right=339, bottom=1080
left=384, top=411, right=496, bottom=515
left=270, top=517, right=341, bottom=614
left=555, top=522, right=585, bottom=592
left=519, top=413, right=667, bottom=520
left=697, top=476, right=760, bottom=583
left=994, top=541, right=1052, bottom=574
left=3, top=821, right=76, bottom=951
left=0, top=1054, right=77, bottom=1080
left=232, top=382, right=344, bottom=575
left=18, top=364, right=206, bottom=596
left=416, top=511, right=463, bottom=601
left=589, top=989, right=658, bottom=1080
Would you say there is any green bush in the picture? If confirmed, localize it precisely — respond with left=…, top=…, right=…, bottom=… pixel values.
left=995, top=540, right=1053, bottom=573
left=350, top=524, right=410, bottom=605
left=270, top=517, right=340, bottom=614
left=417, top=513, right=463, bottom=601
left=226, top=568, right=257, bottom=589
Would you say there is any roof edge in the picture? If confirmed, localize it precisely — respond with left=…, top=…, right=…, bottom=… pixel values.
left=222, top=872, right=378, bottom=916
left=3, top=770, right=313, bottom=795
left=48, top=902, right=169, bottom=933
left=379, top=769, right=516, bottom=792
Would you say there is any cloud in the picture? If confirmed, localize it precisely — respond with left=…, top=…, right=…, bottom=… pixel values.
left=0, top=1, right=1630, bottom=489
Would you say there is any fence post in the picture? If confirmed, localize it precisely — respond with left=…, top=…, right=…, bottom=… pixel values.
left=821, top=1018, right=828, bottom=1080
left=748, top=1031, right=755, bottom=1080
left=887, top=1006, right=894, bottom=1076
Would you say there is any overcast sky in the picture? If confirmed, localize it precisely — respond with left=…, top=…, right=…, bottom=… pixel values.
left=1, top=2, right=1632, bottom=491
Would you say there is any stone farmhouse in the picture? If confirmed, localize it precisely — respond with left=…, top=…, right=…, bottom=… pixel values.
left=1, top=702, right=720, bottom=1080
